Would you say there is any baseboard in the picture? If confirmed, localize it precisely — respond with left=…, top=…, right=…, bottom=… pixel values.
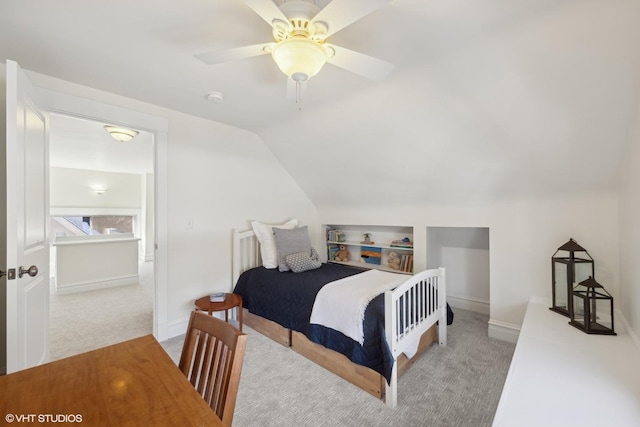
left=488, top=319, right=520, bottom=344
left=165, top=311, right=228, bottom=340
left=166, top=319, right=189, bottom=340
left=55, top=275, right=139, bottom=295
left=447, top=295, right=490, bottom=315
left=617, top=311, right=640, bottom=352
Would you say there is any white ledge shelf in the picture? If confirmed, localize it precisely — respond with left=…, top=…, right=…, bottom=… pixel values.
left=492, top=298, right=640, bottom=427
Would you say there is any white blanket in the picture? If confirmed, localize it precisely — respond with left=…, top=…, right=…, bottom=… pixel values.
left=309, top=269, right=406, bottom=345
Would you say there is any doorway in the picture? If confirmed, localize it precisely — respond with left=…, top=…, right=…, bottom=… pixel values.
left=48, top=114, right=155, bottom=359
left=3, top=77, right=169, bottom=373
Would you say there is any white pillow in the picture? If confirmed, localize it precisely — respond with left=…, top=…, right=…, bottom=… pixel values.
left=251, top=219, right=298, bottom=269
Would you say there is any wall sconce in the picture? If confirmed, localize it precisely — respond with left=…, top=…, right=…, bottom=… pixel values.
left=104, top=125, right=138, bottom=142
left=550, top=238, right=594, bottom=317
left=570, top=277, right=616, bottom=335
left=91, top=186, right=108, bottom=195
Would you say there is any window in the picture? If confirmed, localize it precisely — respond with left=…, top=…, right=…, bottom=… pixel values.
left=52, top=215, right=134, bottom=237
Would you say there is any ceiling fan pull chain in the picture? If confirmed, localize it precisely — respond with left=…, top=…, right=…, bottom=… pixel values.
left=296, top=80, right=303, bottom=111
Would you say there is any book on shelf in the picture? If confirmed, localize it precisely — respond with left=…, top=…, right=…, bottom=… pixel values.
left=327, top=229, right=346, bottom=242
left=328, top=244, right=339, bottom=261
left=400, top=254, right=414, bottom=272
left=390, top=238, right=413, bottom=249
left=209, top=292, right=226, bottom=302
left=361, top=246, right=382, bottom=265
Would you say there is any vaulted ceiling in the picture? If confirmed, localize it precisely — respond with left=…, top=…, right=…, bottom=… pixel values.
left=2, top=0, right=640, bottom=207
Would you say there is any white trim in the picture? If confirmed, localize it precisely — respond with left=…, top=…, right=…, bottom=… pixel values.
left=36, top=88, right=169, bottom=342
left=617, top=311, right=640, bottom=352
left=54, top=275, right=139, bottom=295
left=53, top=236, right=139, bottom=246
left=39, top=89, right=169, bottom=133
left=488, top=318, right=520, bottom=343
left=447, top=295, right=490, bottom=315
left=164, top=310, right=228, bottom=341
left=50, top=207, right=141, bottom=216
left=166, top=318, right=190, bottom=340
left=154, top=130, right=168, bottom=341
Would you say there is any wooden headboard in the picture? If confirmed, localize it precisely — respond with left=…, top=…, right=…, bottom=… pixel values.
left=232, top=229, right=261, bottom=288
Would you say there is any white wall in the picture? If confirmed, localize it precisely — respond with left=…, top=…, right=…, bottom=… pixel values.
left=319, top=191, right=619, bottom=341
left=427, top=227, right=490, bottom=315
left=1, top=64, right=318, bottom=341
left=163, top=111, right=317, bottom=333
left=50, top=167, right=141, bottom=209
left=619, top=95, right=640, bottom=346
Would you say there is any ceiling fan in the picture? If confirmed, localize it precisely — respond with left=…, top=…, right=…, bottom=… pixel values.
left=195, top=0, right=395, bottom=100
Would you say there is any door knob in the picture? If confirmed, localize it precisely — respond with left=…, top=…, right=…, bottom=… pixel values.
left=0, top=269, right=5, bottom=278
left=19, top=265, right=38, bottom=278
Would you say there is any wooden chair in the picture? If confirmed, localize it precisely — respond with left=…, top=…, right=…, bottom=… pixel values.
left=179, top=310, right=247, bottom=426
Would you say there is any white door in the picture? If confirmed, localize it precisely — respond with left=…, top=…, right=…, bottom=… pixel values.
left=5, top=60, right=50, bottom=373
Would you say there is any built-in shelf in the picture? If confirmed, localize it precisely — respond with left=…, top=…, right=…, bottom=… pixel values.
left=325, top=224, right=414, bottom=274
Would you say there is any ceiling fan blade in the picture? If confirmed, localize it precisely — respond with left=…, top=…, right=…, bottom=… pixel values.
left=286, top=78, right=307, bottom=100
left=325, top=44, right=395, bottom=81
left=240, top=0, right=289, bottom=27
left=311, top=0, right=392, bottom=38
left=194, top=43, right=274, bottom=65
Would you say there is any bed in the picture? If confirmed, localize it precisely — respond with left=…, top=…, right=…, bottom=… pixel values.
left=231, top=227, right=448, bottom=408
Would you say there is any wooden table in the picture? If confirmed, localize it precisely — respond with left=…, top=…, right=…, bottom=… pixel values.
left=195, top=293, right=243, bottom=331
left=0, top=335, right=223, bottom=426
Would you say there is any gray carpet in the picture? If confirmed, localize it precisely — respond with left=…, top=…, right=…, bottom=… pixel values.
left=49, top=261, right=154, bottom=361
left=49, top=268, right=513, bottom=426
left=162, top=308, right=515, bottom=427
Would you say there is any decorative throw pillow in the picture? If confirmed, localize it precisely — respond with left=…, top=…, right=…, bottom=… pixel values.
left=251, top=219, right=298, bottom=269
left=273, top=226, right=312, bottom=272
left=285, top=248, right=322, bottom=273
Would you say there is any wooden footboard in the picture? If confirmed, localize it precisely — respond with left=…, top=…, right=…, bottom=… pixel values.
left=291, top=330, right=385, bottom=398
left=397, top=322, right=438, bottom=377
left=291, top=323, right=439, bottom=400
left=243, top=309, right=291, bottom=347
left=243, top=306, right=439, bottom=401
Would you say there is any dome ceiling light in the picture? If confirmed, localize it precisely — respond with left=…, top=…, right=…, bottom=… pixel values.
left=104, top=125, right=139, bottom=142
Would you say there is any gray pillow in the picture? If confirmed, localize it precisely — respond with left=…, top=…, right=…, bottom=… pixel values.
left=273, top=226, right=312, bottom=272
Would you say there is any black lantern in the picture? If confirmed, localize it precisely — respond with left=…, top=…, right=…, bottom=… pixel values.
left=550, top=238, right=594, bottom=317
left=569, top=277, right=616, bottom=335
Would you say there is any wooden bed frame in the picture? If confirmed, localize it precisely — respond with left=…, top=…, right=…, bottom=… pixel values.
left=232, top=228, right=447, bottom=408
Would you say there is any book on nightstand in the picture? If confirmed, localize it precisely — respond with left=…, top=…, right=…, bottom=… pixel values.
left=209, top=292, right=226, bottom=302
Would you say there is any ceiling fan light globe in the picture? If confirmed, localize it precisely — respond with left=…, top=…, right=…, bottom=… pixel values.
left=272, top=37, right=327, bottom=81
